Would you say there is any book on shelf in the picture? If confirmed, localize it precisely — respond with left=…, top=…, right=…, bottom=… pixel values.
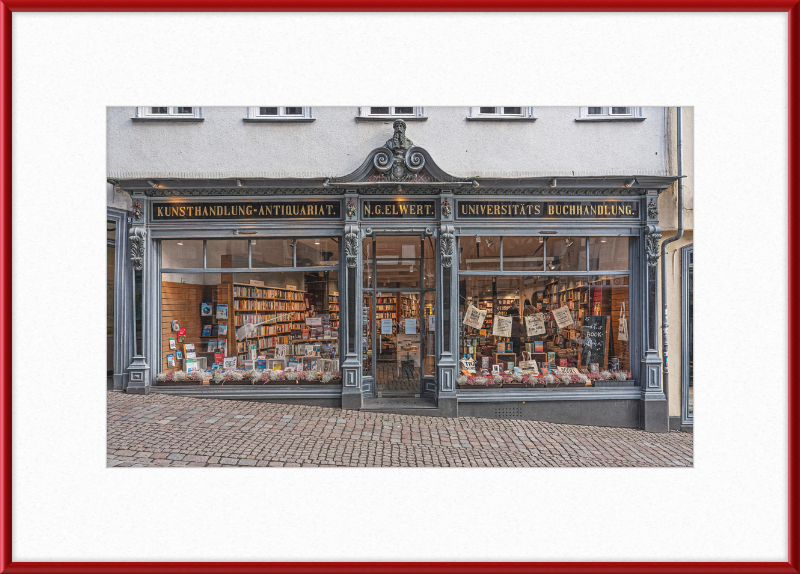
left=168, top=337, right=176, bottom=350
left=214, top=352, right=224, bottom=365
left=200, top=303, right=212, bottom=316
left=217, top=303, right=229, bottom=319
left=201, top=325, right=212, bottom=337
left=178, top=328, right=186, bottom=336
left=207, top=341, right=217, bottom=353
left=185, top=343, right=196, bottom=359
left=185, top=359, right=198, bottom=372
left=178, top=335, right=186, bottom=343
left=166, top=354, right=175, bottom=367
left=176, top=350, right=183, bottom=360
left=210, top=324, right=219, bottom=337
left=171, top=320, right=180, bottom=332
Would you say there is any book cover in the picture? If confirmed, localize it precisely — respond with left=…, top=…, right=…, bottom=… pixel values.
left=184, top=343, right=195, bottom=353
left=185, top=359, right=198, bottom=372
left=534, top=341, right=544, bottom=353
left=207, top=341, right=216, bottom=353
left=168, top=338, right=176, bottom=350
left=302, top=329, right=309, bottom=340
left=201, top=325, right=212, bottom=337
left=178, top=335, right=186, bottom=343
left=200, top=303, right=212, bottom=316
left=547, top=352, right=556, bottom=366
left=166, top=354, right=175, bottom=367
left=559, top=359, right=567, bottom=367
left=497, top=342, right=505, bottom=353
left=171, top=320, right=179, bottom=332
left=214, top=352, right=224, bottom=365
left=216, top=304, right=229, bottom=319
left=211, top=324, right=219, bottom=337
left=176, top=350, right=183, bottom=360
left=218, top=322, right=228, bottom=336
left=223, top=357, right=237, bottom=370
left=540, top=363, right=550, bottom=375
left=178, top=328, right=186, bottom=336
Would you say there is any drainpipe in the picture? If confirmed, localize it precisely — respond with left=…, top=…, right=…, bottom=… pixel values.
left=661, top=107, right=685, bottom=397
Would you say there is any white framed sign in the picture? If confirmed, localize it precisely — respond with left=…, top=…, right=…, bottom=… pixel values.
left=553, top=305, right=574, bottom=329
left=524, top=313, right=546, bottom=336
left=222, top=357, right=237, bottom=370
left=492, top=315, right=512, bottom=337
left=463, top=304, right=487, bottom=329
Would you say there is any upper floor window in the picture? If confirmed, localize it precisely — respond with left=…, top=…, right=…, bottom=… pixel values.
left=467, top=107, right=536, bottom=121
left=134, top=107, right=203, bottom=121
left=577, top=107, right=645, bottom=122
left=244, top=107, right=314, bottom=122
left=356, top=107, right=426, bottom=121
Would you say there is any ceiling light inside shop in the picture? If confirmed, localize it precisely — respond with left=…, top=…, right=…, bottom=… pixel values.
left=177, top=242, right=183, bottom=246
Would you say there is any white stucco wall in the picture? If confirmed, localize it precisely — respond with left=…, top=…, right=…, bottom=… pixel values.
left=106, top=181, right=132, bottom=211
left=106, top=106, right=668, bottom=179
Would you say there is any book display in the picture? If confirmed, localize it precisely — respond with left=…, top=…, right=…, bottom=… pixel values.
left=458, top=275, right=631, bottom=388
left=233, top=285, right=307, bottom=364
left=328, top=293, right=339, bottom=330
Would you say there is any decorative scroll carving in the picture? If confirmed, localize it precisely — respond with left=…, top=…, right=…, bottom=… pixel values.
left=646, top=233, right=662, bottom=267
left=441, top=232, right=454, bottom=268
left=130, top=227, right=146, bottom=271
left=345, top=232, right=359, bottom=268
left=441, top=200, right=451, bottom=218
left=648, top=199, right=658, bottom=219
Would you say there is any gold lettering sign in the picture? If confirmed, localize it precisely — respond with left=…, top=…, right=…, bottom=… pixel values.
left=362, top=200, right=437, bottom=219
left=151, top=201, right=341, bottom=221
left=457, top=201, right=640, bottom=219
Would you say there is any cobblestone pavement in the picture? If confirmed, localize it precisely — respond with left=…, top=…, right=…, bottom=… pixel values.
left=107, top=392, right=693, bottom=468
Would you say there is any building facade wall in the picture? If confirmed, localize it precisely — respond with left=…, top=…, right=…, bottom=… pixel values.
left=107, top=106, right=668, bottom=179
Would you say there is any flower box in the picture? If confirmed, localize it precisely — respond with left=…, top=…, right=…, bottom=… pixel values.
left=501, top=383, right=528, bottom=388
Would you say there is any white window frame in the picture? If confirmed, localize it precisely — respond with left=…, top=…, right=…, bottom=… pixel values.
left=356, top=107, right=426, bottom=121
left=134, top=107, right=203, bottom=120
left=467, top=107, right=536, bottom=121
left=244, top=107, right=314, bottom=122
left=576, top=107, right=646, bottom=122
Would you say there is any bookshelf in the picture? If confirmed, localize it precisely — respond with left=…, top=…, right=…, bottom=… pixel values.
left=232, top=284, right=307, bottom=364
left=328, top=293, right=339, bottom=329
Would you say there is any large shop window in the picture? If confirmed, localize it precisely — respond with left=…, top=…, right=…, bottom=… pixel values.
left=157, top=238, right=341, bottom=386
left=457, top=236, right=632, bottom=389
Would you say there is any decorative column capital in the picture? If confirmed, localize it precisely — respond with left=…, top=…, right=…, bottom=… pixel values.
left=129, top=227, right=147, bottom=271
left=440, top=224, right=454, bottom=268
left=344, top=224, right=359, bottom=268
left=645, top=224, right=662, bottom=267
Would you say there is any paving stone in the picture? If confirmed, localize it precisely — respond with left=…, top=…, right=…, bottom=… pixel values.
left=107, top=392, right=693, bottom=469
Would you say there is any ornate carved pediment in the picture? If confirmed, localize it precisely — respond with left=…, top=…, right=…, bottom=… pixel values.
left=333, top=119, right=462, bottom=184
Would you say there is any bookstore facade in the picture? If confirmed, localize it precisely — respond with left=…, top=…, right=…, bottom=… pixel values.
left=116, top=120, right=678, bottom=432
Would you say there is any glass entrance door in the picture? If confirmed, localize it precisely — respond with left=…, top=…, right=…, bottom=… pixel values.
left=362, top=233, right=436, bottom=398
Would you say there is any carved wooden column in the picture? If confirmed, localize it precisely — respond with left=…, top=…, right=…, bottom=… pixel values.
left=639, top=189, right=667, bottom=432
left=436, top=189, right=458, bottom=416
left=340, top=194, right=363, bottom=409
left=126, top=219, right=150, bottom=394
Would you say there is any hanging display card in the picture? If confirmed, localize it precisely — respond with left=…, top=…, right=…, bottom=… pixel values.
left=524, top=313, right=547, bottom=336
left=463, top=304, right=487, bottom=330
left=381, top=318, right=394, bottom=335
left=552, top=305, right=574, bottom=329
left=405, top=318, right=417, bottom=335
left=492, top=315, right=512, bottom=337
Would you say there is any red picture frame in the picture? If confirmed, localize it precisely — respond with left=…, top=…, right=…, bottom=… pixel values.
left=1, top=2, right=798, bottom=573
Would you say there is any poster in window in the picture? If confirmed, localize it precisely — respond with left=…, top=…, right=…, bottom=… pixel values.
left=463, top=304, right=487, bottom=330
left=492, top=315, right=512, bottom=337
left=405, top=318, right=417, bottom=335
left=524, top=313, right=546, bottom=336
left=552, top=305, right=574, bottom=329
left=381, top=318, right=394, bottom=335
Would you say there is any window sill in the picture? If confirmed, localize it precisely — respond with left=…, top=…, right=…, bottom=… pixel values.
left=355, top=116, right=428, bottom=122
left=466, top=116, right=537, bottom=122
left=132, top=117, right=204, bottom=122
left=574, top=117, right=646, bottom=122
left=243, top=117, right=315, bottom=123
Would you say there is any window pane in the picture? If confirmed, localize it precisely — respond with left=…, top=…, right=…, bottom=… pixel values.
left=259, top=107, right=278, bottom=115
left=611, top=107, right=631, bottom=115
left=151, top=107, right=168, bottom=114
left=295, top=237, right=339, bottom=266
left=458, top=236, right=500, bottom=271
left=502, top=236, right=544, bottom=272
left=285, top=107, right=303, bottom=115
left=175, top=107, right=193, bottom=114
left=370, top=107, right=391, bottom=115
left=587, top=107, right=603, bottom=115
left=423, top=235, right=435, bottom=289
left=479, top=107, right=497, bottom=114
left=162, top=240, right=204, bottom=268
left=250, top=239, right=293, bottom=268
left=545, top=237, right=586, bottom=271
left=457, top=274, right=630, bottom=389
left=502, top=107, right=522, bottom=115
left=589, top=237, right=629, bottom=271
left=206, top=240, right=248, bottom=268
left=394, top=107, right=414, bottom=115
left=363, top=292, right=372, bottom=374
left=363, top=236, right=373, bottom=288
left=159, top=271, right=341, bottom=385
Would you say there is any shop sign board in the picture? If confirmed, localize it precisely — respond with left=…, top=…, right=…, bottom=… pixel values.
left=152, top=200, right=341, bottom=221
left=456, top=200, right=639, bottom=219
left=362, top=200, right=436, bottom=218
